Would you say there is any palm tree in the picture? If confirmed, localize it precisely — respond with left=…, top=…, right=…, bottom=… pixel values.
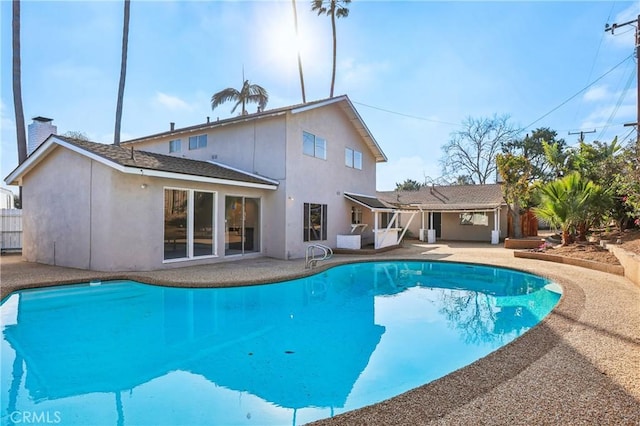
left=311, top=0, right=351, bottom=98
left=532, top=173, right=603, bottom=245
left=113, top=0, right=130, bottom=146
left=12, top=0, right=27, bottom=164
left=291, top=0, right=306, bottom=103
left=211, top=80, right=268, bottom=115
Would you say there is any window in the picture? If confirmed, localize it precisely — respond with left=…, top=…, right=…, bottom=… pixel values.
left=164, top=188, right=216, bottom=261
left=303, top=131, right=326, bottom=160
left=351, top=206, right=362, bottom=224
left=189, top=134, right=207, bottom=150
left=354, top=150, right=362, bottom=169
left=345, top=148, right=353, bottom=167
left=460, top=212, right=489, bottom=226
left=379, top=212, right=399, bottom=228
left=169, top=139, right=181, bottom=153
left=345, top=148, right=362, bottom=170
left=303, top=203, right=327, bottom=241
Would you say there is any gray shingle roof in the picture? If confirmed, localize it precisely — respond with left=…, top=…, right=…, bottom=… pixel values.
left=377, top=184, right=505, bottom=210
left=57, top=136, right=278, bottom=187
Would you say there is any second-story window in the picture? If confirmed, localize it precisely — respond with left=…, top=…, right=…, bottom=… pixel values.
left=345, top=148, right=362, bottom=170
left=344, top=148, right=362, bottom=170
left=189, top=134, right=207, bottom=150
left=303, top=131, right=326, bottom=160
left=169, top=139, right=181, bottom=153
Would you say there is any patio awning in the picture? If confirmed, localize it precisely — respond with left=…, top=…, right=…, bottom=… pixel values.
left=344, top=192, right=394, bottom=211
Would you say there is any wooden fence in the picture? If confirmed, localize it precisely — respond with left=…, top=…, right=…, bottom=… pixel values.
left=1, top=209, right=22, bottom=252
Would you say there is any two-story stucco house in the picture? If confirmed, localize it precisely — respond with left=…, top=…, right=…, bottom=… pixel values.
left=5, top=96, right=392, bottom=271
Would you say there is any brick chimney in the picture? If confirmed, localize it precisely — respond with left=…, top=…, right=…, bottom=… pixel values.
left=27, top=116, right=57, bottom=155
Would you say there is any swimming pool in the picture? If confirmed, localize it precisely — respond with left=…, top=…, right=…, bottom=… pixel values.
left=1, top=261, right=561, bottom=425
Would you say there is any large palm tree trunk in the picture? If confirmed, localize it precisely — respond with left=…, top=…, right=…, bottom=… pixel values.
left=291, top=0, right=306, bottom=103
left=113, top=0, right=130, bottom=146
left=330, top=10, right=336, bottom=98
left=12, top=0, right=27, bottom=164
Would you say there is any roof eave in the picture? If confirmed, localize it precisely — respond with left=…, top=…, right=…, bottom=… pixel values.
left=4, top=135, right=61, bottom=186
left=127, top=167, right=278, bottom=190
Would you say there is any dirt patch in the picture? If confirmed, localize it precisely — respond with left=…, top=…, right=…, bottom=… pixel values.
left=547, top=243, right=621, bottom=265
left=602, top=228, right=640, bottom=255
left=534, top=229, right=640, bottom=266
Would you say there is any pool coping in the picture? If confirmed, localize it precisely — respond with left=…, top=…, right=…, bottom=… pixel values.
left=1, top=243, right=639, bottom=424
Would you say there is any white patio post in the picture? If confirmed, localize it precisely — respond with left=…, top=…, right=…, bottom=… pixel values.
left=491, top=208, right=500, bottom=244
left=427, top=211, right=436, bottom=243
left=374, top=211, right=379, bottom=249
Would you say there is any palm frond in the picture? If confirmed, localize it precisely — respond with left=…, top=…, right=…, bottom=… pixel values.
left=211, top=88, right=240, bottom=111
left=212, top=81, right=269, bottom=114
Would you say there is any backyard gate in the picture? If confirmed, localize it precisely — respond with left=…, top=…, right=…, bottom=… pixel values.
left=1, top=209, right=22, bottom=252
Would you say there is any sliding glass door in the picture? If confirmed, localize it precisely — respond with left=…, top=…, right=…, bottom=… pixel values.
left=164, top=189, right=216, bottom=261
left=225, top=196, right=261, bottom=256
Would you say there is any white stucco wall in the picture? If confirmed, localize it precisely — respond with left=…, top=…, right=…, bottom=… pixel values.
left=20, top=146, right=280, bottom=271
left=283, top=104, right=379, bottom=258
left=21, top=148, right=92, bottom=268
left=127, top=116, right=287, bottom=182
left=126, top=103, right=381, bottom=260
left=90, top=173, right=278, bottom=271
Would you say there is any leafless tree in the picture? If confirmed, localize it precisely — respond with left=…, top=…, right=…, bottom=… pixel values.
left=441, top=114, right=521, bottom=184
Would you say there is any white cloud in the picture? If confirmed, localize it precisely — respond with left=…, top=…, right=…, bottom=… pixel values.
left=582, top=85, right=609, bottom=102
left=580, top=103, right=636, bottom=130
left=153, top=92, right=192, bottom=111
left=339, top=57, right=389, bottom=91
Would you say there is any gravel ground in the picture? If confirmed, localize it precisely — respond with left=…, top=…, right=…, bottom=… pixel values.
left=1, top=242, right=639, bottom=425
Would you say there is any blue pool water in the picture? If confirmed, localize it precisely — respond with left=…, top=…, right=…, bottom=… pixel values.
left=1, top=261, right=561, bottom=426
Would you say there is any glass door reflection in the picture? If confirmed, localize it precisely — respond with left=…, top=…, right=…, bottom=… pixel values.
left=225, top=196, right=260, bottom=256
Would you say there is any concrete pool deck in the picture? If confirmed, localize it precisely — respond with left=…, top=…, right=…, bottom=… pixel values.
left=1, top=241, right=639, bottom=425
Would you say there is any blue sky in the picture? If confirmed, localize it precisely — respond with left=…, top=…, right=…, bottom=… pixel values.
left=1, top=1, right=638, bottom=192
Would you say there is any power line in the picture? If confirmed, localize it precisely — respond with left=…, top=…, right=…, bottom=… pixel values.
left=524, top=53, right=633, bottom=130
left=573, top=2, right=617, bottom=123
left=351, top=101, right=461, bottom=126
left=596, top=65, right=636, bottom=140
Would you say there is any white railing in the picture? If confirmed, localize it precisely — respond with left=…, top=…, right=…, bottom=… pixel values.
left=1, top=209, right=22, bottom=252
left=305, top=243, right=333, bottom=269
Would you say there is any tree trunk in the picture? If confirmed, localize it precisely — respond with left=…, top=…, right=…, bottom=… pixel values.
left=330, top=9, right=336, bottom=98
left=291, top=0, right=306, bottom=103
left=512, top=199, right=523, bottom=238
left=12, top=0, right=27, bottom=164
left=576, top=221, right=588, bottom=241
left=113, top=0, right=130, bottom=146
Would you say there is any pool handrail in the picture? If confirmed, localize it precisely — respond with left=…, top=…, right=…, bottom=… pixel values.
left=305, top=244, right=333, bottom=269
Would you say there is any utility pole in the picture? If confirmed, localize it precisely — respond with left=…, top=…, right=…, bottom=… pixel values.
left=568, top=129, right=596, bottom=143
left=605, top=14, right=639, bottom=155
